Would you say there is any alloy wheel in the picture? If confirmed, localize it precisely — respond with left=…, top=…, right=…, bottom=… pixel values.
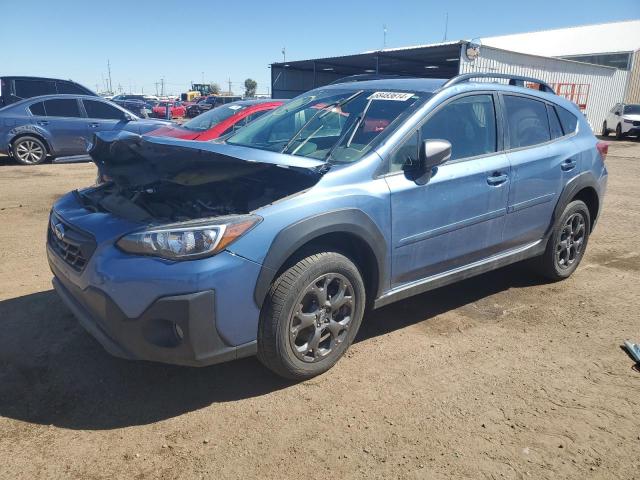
left=15, top=140, right=45, bottom=164
left=288, top=273, right=355, bottom=363
left=556, top=212, right=586, bottom=269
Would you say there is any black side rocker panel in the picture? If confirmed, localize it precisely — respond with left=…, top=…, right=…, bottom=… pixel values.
left=253, top=209, right=387, bottom=308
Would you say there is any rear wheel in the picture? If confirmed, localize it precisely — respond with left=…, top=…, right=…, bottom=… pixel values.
left=601, top=121, right=609, bottom=136
left=532, top=200, right=590, bottom=280
left=12, top=136, right=47, bottom=165
left=257, top=252, right=366, bottom=380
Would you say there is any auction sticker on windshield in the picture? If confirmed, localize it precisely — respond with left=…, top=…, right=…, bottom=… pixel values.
left=368, top=92, right=415, bottom=101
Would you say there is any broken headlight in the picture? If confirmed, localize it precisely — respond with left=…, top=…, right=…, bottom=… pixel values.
left=116, top=215, right=261, bottom=260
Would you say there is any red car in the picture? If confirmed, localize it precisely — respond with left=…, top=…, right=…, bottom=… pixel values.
left=152, top=100, right=187, bottom=119
left=146, top=99, right=284, bottom=141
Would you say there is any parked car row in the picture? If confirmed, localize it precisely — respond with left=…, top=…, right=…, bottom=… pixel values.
left=0, top=95, right=171, bottom=164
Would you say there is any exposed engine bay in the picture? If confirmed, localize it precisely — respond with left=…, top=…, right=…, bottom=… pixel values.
left=79, top=131, right=329, bottom=223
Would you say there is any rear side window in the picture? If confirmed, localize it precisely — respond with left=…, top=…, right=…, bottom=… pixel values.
left=56, top=81, right=89, bottom=95
left=421, top=94, right=497, bottom=161
left=547, top=105, right=563, bottom=139
left=42, top=99, right=82, bottom=117
left=83, top=100, right=123, bottom=119
left=14, top=79, right=56, bottom=98
left=504, top=96, right=550, bottom=148
left=555, top=106, right=578, bottom=135
left=29, top=102, right=46, bottom=116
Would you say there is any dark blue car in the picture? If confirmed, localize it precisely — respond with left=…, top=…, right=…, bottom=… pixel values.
left=0, top=94, right=170, bottom=164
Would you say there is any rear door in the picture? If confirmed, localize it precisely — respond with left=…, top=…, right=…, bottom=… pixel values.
left=40, top=98, right=88, bottom=155
left=385, top=93, right=511, bottom=286
left=501, top=94, right=564, bottom=248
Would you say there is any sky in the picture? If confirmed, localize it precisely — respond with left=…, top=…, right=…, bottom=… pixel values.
left=1, top=0, right=638, bottom=96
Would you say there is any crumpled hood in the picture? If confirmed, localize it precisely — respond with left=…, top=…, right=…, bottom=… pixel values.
left=89, top=131, right=329, bottom=188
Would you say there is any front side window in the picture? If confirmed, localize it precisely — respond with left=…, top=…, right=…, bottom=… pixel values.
left=504, top=96, right=550, bottom=148
left=42, top=99, right=82, bottom=118
left=57, top=81, right=88, bottom=95
left=421, top=94, right=497, bottom=161
left=83, top=100, right=124, bottom=120
left=226, top=89, right=427, bottom=164
left=623, top=104, right=640, bottom=115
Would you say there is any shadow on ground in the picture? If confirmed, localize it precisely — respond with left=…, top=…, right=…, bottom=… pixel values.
left=0, top=263, right=543, bottom=430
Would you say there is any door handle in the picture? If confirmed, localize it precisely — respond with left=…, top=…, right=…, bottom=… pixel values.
left=487, top=173, right=508, bottom=186
left=561, top=159, right=577, bottom=171
left=89, top=123, right=100, bottom=128
left=37, top=120, right=49, bottom=126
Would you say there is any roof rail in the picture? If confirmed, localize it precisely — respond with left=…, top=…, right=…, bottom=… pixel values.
left=441, top=73, right=555, bottom=93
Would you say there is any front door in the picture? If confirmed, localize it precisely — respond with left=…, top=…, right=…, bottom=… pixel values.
left=385, top=93, right=511, bottom=287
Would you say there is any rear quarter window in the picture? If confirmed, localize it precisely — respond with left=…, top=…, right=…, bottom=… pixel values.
left=555, top=106, right=578, bottom=135
left=29, top=102, right=46, bottom=116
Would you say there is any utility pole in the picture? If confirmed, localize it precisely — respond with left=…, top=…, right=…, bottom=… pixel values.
left=201, top=71, right=204, bottom=83
left=282, top=47, right=286, bottom=64
left=383, top=24, right=387, bottom=49
left=107, top=59, right=113, bottom=93
left=443, top=12, right=449, bottom=42
left=160, top=77, right=165, bottom=97
left=154, top=82, right=159, bottom=96
left=228, top=77, right=232, bottom=95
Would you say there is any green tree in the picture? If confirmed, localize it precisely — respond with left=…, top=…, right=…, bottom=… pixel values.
left=244, top=78, right=258, bottom=98
left=209, top=82, right=221, bottom=95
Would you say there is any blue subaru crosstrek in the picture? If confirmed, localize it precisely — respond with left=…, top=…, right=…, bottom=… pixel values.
left=47, top=74, right=608, bottom=379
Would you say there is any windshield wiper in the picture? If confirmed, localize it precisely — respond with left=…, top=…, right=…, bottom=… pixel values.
left=280, top=90, right=363, bottom=155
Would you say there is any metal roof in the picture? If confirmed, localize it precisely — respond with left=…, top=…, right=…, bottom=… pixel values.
left=480, top=19, right=640, bottom=57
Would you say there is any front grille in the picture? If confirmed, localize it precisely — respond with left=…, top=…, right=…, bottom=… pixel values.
left=48, top=212, right=96, bottom=272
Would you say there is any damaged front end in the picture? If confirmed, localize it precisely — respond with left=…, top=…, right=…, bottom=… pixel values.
left=75, top=131, right=329, bottom=260
left=81, top=131, right=328, bottom=223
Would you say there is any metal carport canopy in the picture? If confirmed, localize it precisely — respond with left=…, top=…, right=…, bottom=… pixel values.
left=270, top=41, right=463, bottom=98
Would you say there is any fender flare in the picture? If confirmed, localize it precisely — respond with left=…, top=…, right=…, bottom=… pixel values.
left=253, top=208, right=387, bottom=308
left=8, top=125, right=52, bottom=156
left=547, top=171, right=600, bottom=237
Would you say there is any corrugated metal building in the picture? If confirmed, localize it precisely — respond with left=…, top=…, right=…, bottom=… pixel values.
left=270, top=20, right=640, bottom=129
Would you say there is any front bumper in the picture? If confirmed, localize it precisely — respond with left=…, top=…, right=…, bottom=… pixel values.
left=51, top=257, right=256, bottom=366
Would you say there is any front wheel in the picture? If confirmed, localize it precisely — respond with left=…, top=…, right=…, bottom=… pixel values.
left=532, top=200, right=591, bottom=280
left=616, top=123, right=625, bottom=140
left=257, top=252, right=366, bottom=380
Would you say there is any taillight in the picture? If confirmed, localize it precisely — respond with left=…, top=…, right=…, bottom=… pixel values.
left=596, top=141, right=608, bottom=162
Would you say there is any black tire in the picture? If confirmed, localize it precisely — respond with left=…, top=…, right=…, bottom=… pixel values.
left=257, top=252, right=366, bottom=380
left=601, top=121, right=609, bottom=137
left=12, top=136, right=48, bottom=165
left=533, top=200, right=591, bottom=281
left=616, top=123, right=625, bottom=140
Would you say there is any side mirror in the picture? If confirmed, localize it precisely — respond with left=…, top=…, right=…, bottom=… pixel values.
left=123, top=113, right=135, bottom=122
left=405, top=139, right=451, bottom=185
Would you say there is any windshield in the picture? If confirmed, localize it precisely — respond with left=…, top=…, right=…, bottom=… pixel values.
left=225, top=89, right=427, bottom=163
left=182, top=104, right=246, bottom=131
left=624, top=104, right=640, bottom=115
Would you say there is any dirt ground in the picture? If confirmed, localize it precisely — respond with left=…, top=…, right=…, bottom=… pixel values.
left=0, top=140, right=639, bottom=480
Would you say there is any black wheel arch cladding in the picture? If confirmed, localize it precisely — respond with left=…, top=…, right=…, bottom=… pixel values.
left=253, top=209, right=387, bottom=308
left=548, top=171, right=600, bottom=237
